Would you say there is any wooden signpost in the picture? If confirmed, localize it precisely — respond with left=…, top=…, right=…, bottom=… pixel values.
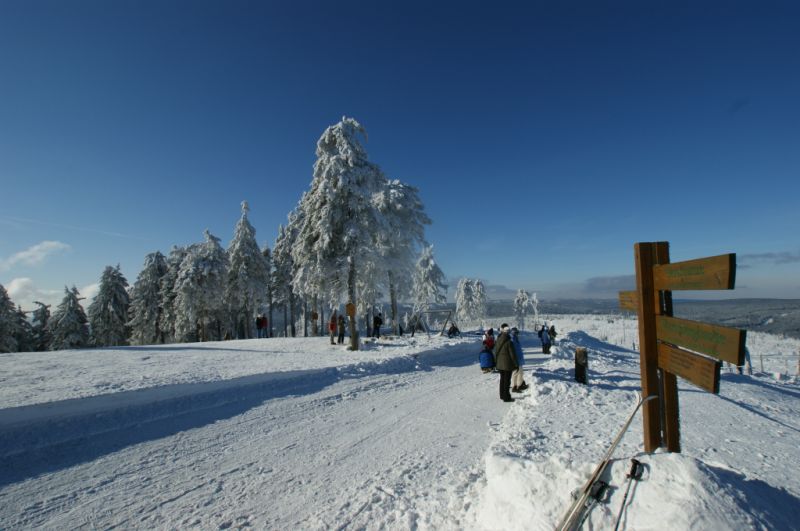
left=620, top=242, right=746, bottom=453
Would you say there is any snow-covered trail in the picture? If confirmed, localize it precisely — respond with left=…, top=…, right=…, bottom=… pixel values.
left=1, top=341, right=546, bottom=529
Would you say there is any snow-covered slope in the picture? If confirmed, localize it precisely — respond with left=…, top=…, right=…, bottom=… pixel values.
left=1, top=315, right=798, bottom=529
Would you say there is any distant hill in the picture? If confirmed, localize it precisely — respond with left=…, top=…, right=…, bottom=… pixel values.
left=480, top=298, right=800, bottom=339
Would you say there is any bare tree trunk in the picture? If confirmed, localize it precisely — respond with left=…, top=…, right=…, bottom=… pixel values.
left=389, top=272, right=399, bottom=335
left=303, top=298, right=308, bottom=337
left=312, top=294, right=319, bottom=336
left=283, top=304, right=288, bottom=337
left=348, top=258, right=358, bottom=351
left=267, top=293, right=273, bottom=338
left=244, top=305, right=252, bottom=339
left=290, top=294, right=296, bottom=337
left=320, top=303, right=325, bottom=338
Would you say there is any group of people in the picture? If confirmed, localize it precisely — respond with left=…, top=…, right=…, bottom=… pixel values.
left=538, top=323, right=556, bottom=354
left=328, top=311, right=348, bottom=344
left=479, top=324, right=529, bottom=402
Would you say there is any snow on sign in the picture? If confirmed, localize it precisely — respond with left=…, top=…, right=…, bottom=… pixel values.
left=621, top=241, right=746, bottom=453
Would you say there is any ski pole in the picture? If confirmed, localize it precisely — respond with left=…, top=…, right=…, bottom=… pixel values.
left=612, top=458, right=644, bottom=531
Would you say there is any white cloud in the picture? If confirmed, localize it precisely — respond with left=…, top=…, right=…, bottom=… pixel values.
left=5, top=277, right=100, bottom=311
left=6, top=277, right=64, bottom=310
left=0, top=241, right=71, bottom=272
left=80, top=282, right=100, bottom=303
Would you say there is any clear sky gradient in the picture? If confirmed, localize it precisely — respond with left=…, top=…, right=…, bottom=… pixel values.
left=2, top=0, right=799, bottom=309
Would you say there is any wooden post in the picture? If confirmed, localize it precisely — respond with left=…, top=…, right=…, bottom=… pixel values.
left=622, top=244, right=741, bottom=454
left=653, top=242, right=681, bottom=453
left=634, top=242, right=662, bottom=452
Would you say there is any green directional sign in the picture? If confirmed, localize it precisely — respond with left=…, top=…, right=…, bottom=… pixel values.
left=653, top=254, right=736, bottom=291
left=656, top=315, right=745, bottom=365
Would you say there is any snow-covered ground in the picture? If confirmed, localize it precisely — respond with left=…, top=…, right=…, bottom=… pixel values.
left=1, top=315, right=798, bottom=529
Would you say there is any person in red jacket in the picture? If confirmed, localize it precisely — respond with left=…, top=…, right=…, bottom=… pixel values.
left=329, top=311, right=338, bottom=345
left=482, top=328, right=495, bottom=351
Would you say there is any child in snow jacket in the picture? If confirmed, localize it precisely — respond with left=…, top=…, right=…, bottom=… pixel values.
left=479, top=346, right=495, bottom=373
left=482, top=328, right=495, bottom=351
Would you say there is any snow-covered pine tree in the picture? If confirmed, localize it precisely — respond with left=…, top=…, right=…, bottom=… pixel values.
left=262, top=245, right=274, bottom=338
left=514, top=289, right=532, bottom=330
left=273, top=217, right=300, bottom=338
left=31, top=301, right=52, bottom=351
left=158, top=246, right=188, bottom=343
left=0, top=284, right=19, bottom=353
left=292, top=117, right=389, bottom=350
left=356, top=255, right=383, bottom=336
left=13, top=305, right=35, bottom=352
left=88, top=265, right=130, bottom=347
left=532, top=292, right=540, bottom=328
left=227, top=201, right=270, bottom=339
left=411, top=245, right=447, bottom=316
left=50, top=286, right=89, bottom=350
left=374, top=179, right=432, bottom=334
left=128, top=251, right=168, bottom=345
left=473, top=280, right=487, bottom=325
left=174, top=230, right=229, bottom=342
left=455, top=278, right=475, bottom=326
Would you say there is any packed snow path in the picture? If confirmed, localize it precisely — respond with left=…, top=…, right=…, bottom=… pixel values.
left=3, top=317, right=799, bottom=529
left=1, top=337, right=545, bottom=529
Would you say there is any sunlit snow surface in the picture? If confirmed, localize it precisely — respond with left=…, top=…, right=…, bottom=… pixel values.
left=1, top=314, right=798, bottom=529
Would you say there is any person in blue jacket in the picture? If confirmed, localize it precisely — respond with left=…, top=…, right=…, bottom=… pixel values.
left=510, top=327, right=528, bottom=392
left=539, top=322, right=552, bottom=354
left=479, top=344, right=495, bottom=373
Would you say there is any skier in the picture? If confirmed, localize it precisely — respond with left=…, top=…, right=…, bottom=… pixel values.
left=494, top=324, right=518, bottom=402
left=510, top=327, right=528, bottom=392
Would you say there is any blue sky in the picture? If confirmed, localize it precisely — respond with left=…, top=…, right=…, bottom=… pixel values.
left=2, top=0, right=799, bottom=309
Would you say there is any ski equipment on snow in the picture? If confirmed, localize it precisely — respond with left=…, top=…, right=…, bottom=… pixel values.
left=612, top=458, right=645, bottom=531
left=555, top=392, right=657, bottom=531
left=573, top=480, right=610, bottom=529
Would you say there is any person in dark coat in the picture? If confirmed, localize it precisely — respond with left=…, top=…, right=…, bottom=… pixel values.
left=548, top=324, right=557, bottom=344
left=373, top=313, right=383, bottom=338
left=540, top=323, right=552, bottom=354
left=337, top=314, right=346, bottom=344
left=447, top=323, right=460, bottom=338
left=494, top=323, right=518, bottom=402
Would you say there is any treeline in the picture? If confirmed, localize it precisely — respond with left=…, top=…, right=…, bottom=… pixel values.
left=0, top=117, right=450, bottom=353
